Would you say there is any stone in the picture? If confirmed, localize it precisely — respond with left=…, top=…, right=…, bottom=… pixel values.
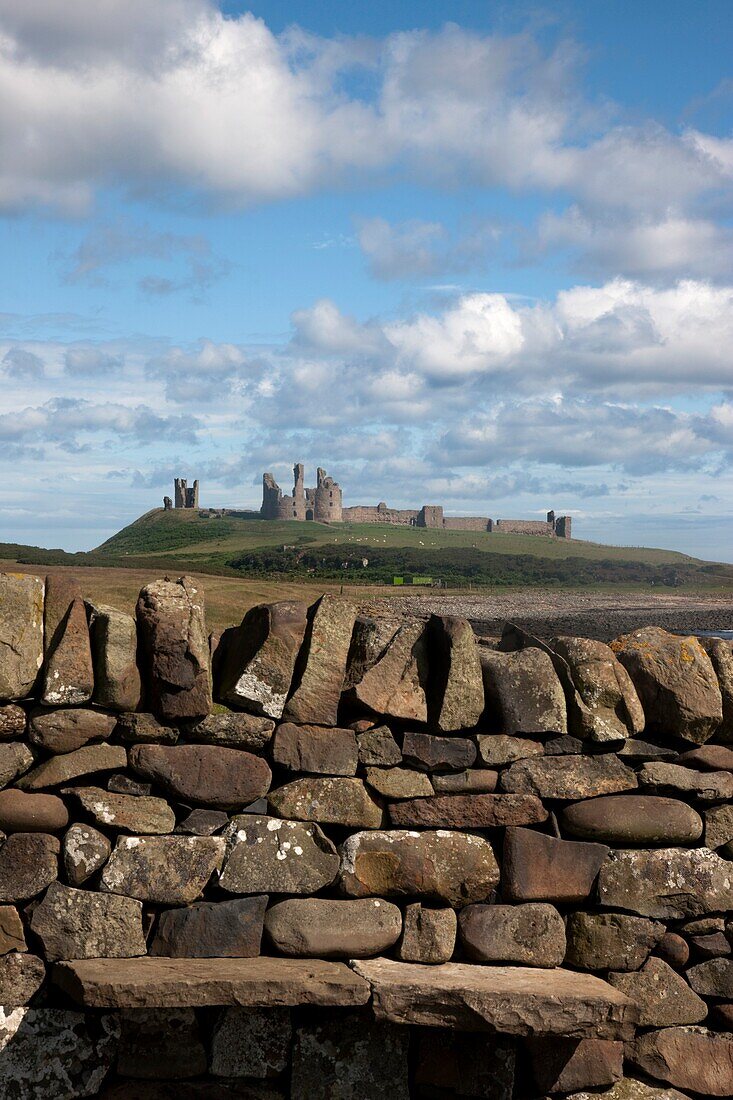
left=679, top=743, right=733, bottom=770
left=481, top=647, right=567, bottom=734
left=283, top=595, right=356, bottom=726
left=687, top=957, right=733, bottom=998
left=272, top=722, right=358, bottom=775
left=0, top=953, right=45, bottom=1003
left=397, top=904, right=456, bottom=964
left=562, top=795, right=703, bottom=846
left=339, top=829, right=499, bottom=907
left=529, top=1037, right=624, bottom=1093
left=89, top=603, right=141, bottom=712
left=689, top=931, right=731, bottom=958
left=502, top=827, right=609, bottom=903
left=210, top=1007, right=291, bottom=1078
left=0, top=741, right=33, bottom=787
left=0, top=573, right=44, bottom=701
left=63, top=785, right=176, bottom=834
left=638, top=761, right=733, bottom=801
left=618, top=739, right=678, bottom=762
left=609, top=958, right=707, bottom=1026
left=62, top=824, right=112, bottom=886
left=562, top=1081, right=689, bottom=1100
left=31, top=880, right=146, bottom=961
left=53, top=956, right=372, bottom=1009
left=655, top=933, right=690, bottom=969
left=710, top=1003, right=733, bottom=1030
left=28, top=706, right=116, bottom=753
left=565, top=913, right=664, bottom=971
left=18, top=742, right=127, bottom=790
left=100, top=835, right=225, bottom=905
left=598, top=847, right=733, bottom=918
left=459, top=902, right=566, bottom=967
left=553, top=635, right=645, bottom=741
left=130, top=743, right=272, bottom=810
left=42, top=597, right=94, bottom=705
left=402, top=730, right=476, bottom=772
left=364, top=766, right=433, bottom=799
left=107, top=773, right=152, bottom=796
left=413, top=1031, right=516, bottom=1099
left=0, top=704, right=26, bottom=738
left=116, top=711, right=179, bottom=744
left=268, top=777, right=383, bottom=828
left=356, top=724, right=401, bottom=766
left=705, top=803, right=733, bottom=849
left=183, top=711, right=275, bottom=750
left=43, top=574, right=82, bottom=652
left=0, top=789, right=68, bottom=833
left=0, top=906, right=26, bottom=954
left=219, top=816, right=339, bottom=895
left=706, top=637, right=733, bottom=741
left=629, top=1026, right=733, bottom=1097
left=351, top=958, right=636, bottom=1038
left=291, top=1013, right=410, bottom=1100
left=0, top=1007, right=119, bottom=1098
left=500, top=754, right=637, bottom=799
left=116, top=1008, right=206, bottom=1079
left=265, top=897, right=402, bottom=958
left=344, top=616, right=401, bottom=690
left=0, top=832, right=59, bottom=901
left=150, top=896, right=267, bottom=958
left=545, top=734, right=584, bottom=755
left=349, top=620, right=429, bottom=723
left=389, top=792, right=547, bottom=829
left=219, top=601, right=308, bottom=717
left=176, top=808, right=229, bottom=835
left=432, top=769, right=498, bottom=793
left=136, top=575, right=212, bottom=719
left=476, top=734, right=544, bottom=766
left=612, top=627, right=723, bottom=744
left=428, top=615, right=484, bottom=731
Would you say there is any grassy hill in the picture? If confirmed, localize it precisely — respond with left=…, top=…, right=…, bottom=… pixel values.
left=3, top=506, right=729, bottom=593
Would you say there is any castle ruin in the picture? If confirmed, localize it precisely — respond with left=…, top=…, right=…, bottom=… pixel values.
left=260, top=464, right=571, bottom=538
left=172, top=478, right=199, bottom=509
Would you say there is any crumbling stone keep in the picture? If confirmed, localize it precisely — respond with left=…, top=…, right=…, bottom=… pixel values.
left=173, top=477, right=199, bottom=509
left=1, top=572, right=731, bottom=1096
left=261, top=464, right=343, bottom=522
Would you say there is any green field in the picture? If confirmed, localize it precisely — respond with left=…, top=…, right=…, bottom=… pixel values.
left=4, top=507, right=731, bottom=593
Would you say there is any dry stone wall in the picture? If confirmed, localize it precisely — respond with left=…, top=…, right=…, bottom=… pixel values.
left=0, top=570, right=732, bottom=1097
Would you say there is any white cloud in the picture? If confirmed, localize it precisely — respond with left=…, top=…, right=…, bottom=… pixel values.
left=356, top=216, right=500, bottom=280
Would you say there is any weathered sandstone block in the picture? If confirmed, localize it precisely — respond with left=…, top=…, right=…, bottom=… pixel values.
left=687, top=957, right=733, bottom=998
left=29, top=706, right=116, bottom=753
left=210, top=1006, right=292, bottom=1079
left=0, top=742, right=34, bottom=788
left=283, top=595, right=356, bottom=726
left=553, top=636, right=645, bottom=742
left=136, top=576, right=212, bottom=719
left=219, top=816, right=339, bottom=895
left=0, top=573, right=44, bottom=701
left=561, top=794, right=703, bottom=846
left=705, top=803, right=733, bottom=849
left=130, top=743, right=271, bottom=810
left=397, top=903, right=456, bottom=964
left=612, top=627, right=723, bottom=743
left=564, top=912, right=664, bottom=972
left=18, top=742, right=126, bottom=790
left=0, top=832, right=59, bottom=901
left=265, top=897, right=402, bottom=958
left=0, top=953, right=45, bottom=1004
left=150, top=896, right=267, bottom=958
left=706, top=636, right=733, bottom=741
left=364, top=766, right=433, bottom=799
left=402, top=730, right=476, bottom=772
left=349, top=620, right=429, bottom=723
left=389, top=792, right=547, bottom=829
left=62, top=824, right=111, bottom=886
left=182, top=710, right=274, bottom=750
left=31, top=880, right=146, bottom=961
left=339, top=829, right=499, bottom=907
left=432, top=769, right=498, bottom=793
left=0, top=905, right=26, bottom=954
left=291, top=1014, right=410, bottom=1100
left=42, top=597, right=94, bottom=706
left=679, top=743, right=733, bottom=770
left=476, top=733, right=543, bottom=766
left=272, top=722, right=358, bottom=776
left=428, top=615, right=484, bottom=731
left=598, top=847, right=733, bottom=918
left=356, top=724, right=401, bottom=766
left=481, top=646, right=567, bottom=734
left=459, top=902, right=566, bottom=967
left=0, top=704, right=26, bottom=739
left=100, top=835, right=225, bottom=905
left=0, top=1007, right=119, bottom=1098
left=116, top=712, right=179, bottom=744
left=528, top=1036, right=624, bottom=1093
left=638, top=760, right=733, bottom=800
left=268, top=777, right=383, bottom=828
left=500, top=754, right=637, bottom=799
left=629, top=1026, right=733, bottom=1096
left=609, top=957, right=707, bottom=1027
left=502, top=827, right=609, bottom=903
left=63, top=785, right=175, bottom=835
left=89, top=604, right=141, bottom=712
left=219, top=600, right=308, bottom=718
left=0, top=789, right=68, bottom=833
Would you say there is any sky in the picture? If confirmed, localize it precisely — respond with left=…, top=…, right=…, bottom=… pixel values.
left=0, top=1, right=732, bottom=560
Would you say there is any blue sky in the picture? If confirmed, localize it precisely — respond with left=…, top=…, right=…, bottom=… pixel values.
left=0, top=1, right=732, bottom=559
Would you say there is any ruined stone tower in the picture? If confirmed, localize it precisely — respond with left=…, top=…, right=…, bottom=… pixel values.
left=260, top=465, right=342, bottom=523
left=173, top=478, right=199, bottom=509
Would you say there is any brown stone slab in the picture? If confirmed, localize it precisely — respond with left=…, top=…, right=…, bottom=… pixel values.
left=53, top=956, right=371, bottom=1009
left=350, top=958, right=637, bottom=1039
